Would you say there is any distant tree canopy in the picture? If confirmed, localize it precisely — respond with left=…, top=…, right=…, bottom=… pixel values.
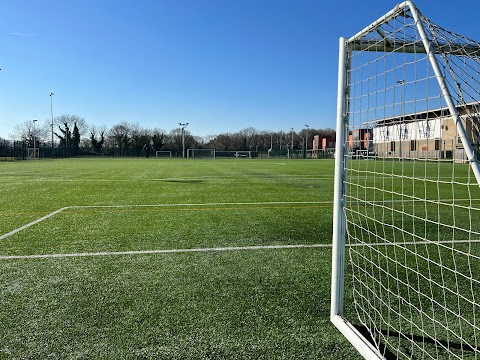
left=10, top=119, right=48, bottom=147
left=10, top=115, right=336, bottom=155
left=54, top=115, right=88, bottom=137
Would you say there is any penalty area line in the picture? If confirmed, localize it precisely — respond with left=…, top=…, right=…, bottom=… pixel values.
left=0, top=201, right=332, bottom=241
left=0, top=244, right=331, bottom=260
left=0, top=207, right=69, bottom=241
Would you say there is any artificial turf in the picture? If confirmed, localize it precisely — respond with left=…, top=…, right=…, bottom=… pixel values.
left=0, top=158, right=362, bottom=359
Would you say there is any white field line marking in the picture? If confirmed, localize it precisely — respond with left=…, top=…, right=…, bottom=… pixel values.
left=0, top=207, right=69, bottom=241
left=0, top=201, right=332, bottom=241
left=24, top=174, right=333, bottom=182
left=0, top=244, right=330, bottom=260
left=71, top=201, right=330, bottom=209
left=0, top=239, right=478, bottom=260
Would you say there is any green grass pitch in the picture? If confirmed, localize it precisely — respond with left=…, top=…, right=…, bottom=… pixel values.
left=0, top=158, right=362, bottom=359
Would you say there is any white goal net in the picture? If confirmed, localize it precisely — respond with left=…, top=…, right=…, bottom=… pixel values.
left=186, top=148, right=215, bottom=159
left=155, top=151, right=172, bottom=159
left=331, top=1, right=480, bottom=359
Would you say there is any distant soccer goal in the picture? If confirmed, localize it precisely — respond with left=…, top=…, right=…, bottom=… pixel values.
left=186, top=148, right=215, bottom=159
left=331, top=2, right=480, bottom=359
left=155, top=151, right=172, bottom=159
left=27, top=148, right=39, bottom=159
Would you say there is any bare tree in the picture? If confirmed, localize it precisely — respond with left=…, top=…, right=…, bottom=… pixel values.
left=206, top=133, right=233, bottom=151
left=89, top=125, right=107, bottom=153
left=10, top=120, right=47, bottom=146
left=109, top=122, right=132, bottom=156
left=166, top=128, right=183, bottom=152
left=54, top=114, right=88, bottom=137
left=151, top=128, right=166, bottom=151
left=129, top=123, right=148, bottom=156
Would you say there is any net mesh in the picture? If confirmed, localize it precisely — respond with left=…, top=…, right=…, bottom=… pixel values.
left=187, top=149, right=215, bottom=159
left=155, top=151, right=172, bottom=158
left=342, top=3, right=480, bottom=358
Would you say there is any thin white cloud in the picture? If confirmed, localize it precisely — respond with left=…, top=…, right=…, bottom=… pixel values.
left=9, top=32, right=32, bottom=36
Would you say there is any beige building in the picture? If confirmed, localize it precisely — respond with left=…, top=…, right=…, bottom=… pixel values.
left=371, top=104, right=480, bottom=161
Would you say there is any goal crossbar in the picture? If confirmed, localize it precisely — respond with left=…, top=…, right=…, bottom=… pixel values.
left=350, top=41, right=480, bottom=56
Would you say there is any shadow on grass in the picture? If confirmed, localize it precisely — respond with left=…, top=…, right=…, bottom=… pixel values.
left=165, top=179, right=204, bottom=184
left=355, top=324, right=479, bottom=359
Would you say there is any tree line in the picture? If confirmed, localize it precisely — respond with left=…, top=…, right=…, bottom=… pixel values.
left=6, top=114, right=335, bottom=157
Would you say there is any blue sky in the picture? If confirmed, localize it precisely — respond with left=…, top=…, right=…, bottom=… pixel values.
left=1, top=0, right=479, bottom=139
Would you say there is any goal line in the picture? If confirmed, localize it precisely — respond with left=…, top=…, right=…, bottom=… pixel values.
left=1, top=238, right=478, bottom=261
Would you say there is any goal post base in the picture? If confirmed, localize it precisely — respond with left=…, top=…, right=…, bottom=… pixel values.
left=331, top=316, right=384, bottom=360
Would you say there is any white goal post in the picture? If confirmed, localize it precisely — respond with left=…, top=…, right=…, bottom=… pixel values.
left=186, top=148, right=215, bottom=159
left=155, top=151, right=172, bottom=159
left=331, top=2, right=480, bottom=359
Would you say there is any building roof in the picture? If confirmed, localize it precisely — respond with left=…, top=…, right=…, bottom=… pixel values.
left=365, top=102, right=479, bottom=127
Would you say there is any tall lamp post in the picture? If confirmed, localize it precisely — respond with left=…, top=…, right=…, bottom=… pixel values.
left=179, top=122, right=189, bottom=158
left=304, top=124, right=309, bottom=158
left=50, top=92, right=55, bottom=158
left=396, top=80, right=405, bottom=160
left=290, top=127, right=294, bottom=159
left=32, top=119, right=38, bottom=158
left=268, top=133, right=273, bottom=157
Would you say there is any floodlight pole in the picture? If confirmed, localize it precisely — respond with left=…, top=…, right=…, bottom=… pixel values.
left=396, top=80, right=405, bottom=160
left=179, top=122, right=189, bottom=158
left=304, top=124, right=309, bottom=158
left=32, top=119, right=38, bottom=157
left=268, top=133, right=273, bottom=158
left=290, top=127, right=294, bottom=159
left=50, top=92, right=55, bottom=158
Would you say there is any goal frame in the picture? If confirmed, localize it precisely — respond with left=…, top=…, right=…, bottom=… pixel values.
left=331, top=1, right=480, bottom=359
left=27, top=148, right=39, bottom=160
left=186, top=148, right=216, bottom=159
left=155, top=151, right=172, bottom=159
